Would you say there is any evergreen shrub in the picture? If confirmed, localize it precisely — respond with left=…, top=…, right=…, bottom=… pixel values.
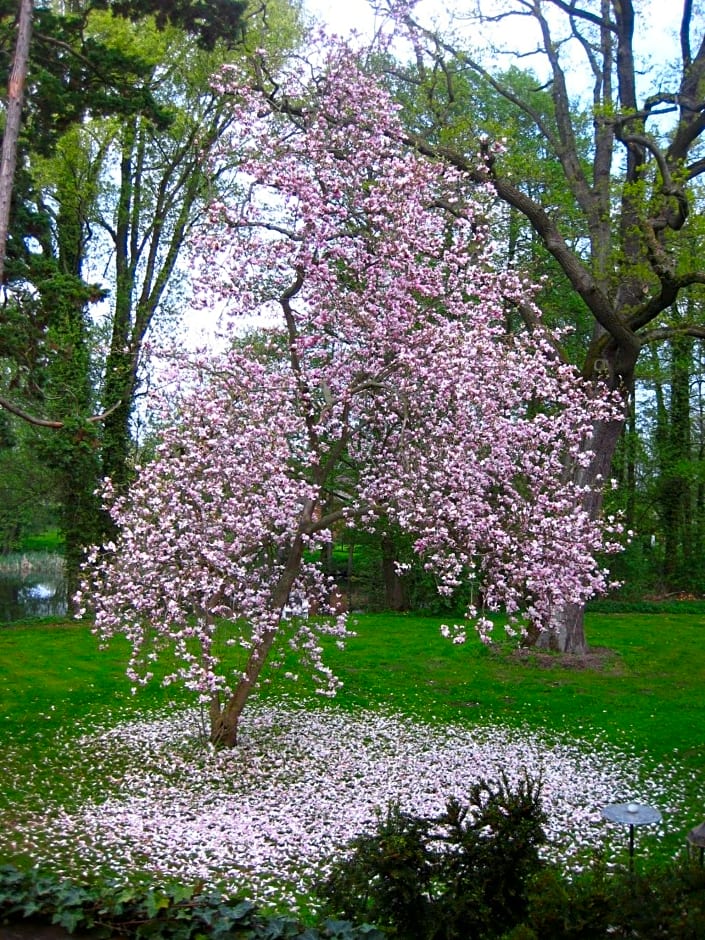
left=317, top=773, right=547, bottom=939
left=514, top=859, right=705, bottom=938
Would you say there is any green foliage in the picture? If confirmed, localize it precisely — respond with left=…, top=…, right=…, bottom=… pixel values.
left=510, top=863, right=614, bottom=939
left=514, top=858, right=705, bottom=939
left=319, top=790, right=705, bottom=939
left=18, top=528, right=65, bottom=553
left=105, top=0, right=248, bottom=51
left=0, top=864, right=384, bottom=939
left=0, top=0, right=304, bottom=601
left=0, top=3, right=172, bottom=162
left=330, top=528, right=474, bottom=615
left=598, top=540, right=663, bottom=602
left=0, top=428, right=59, bottom=551
left=317, top=774, right=547, bottom=939
left=319, top=803, right=434, bottom=939
left=586, top=596, right=705, bottom=614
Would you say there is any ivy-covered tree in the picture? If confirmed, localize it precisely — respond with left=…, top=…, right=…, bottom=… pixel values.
left=0, top=0, right=178, bottom=589
left=0, top=0, right=299, bottom=598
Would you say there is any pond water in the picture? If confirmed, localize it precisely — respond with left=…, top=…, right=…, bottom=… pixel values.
left=0, top=553, right=67, bottom=622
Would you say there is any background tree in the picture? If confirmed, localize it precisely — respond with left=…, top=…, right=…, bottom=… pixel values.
left=0, top=0, right=301, bottom=595
left=0, top=0, right=177, bottom=586
left=377, top=0, right=705, bottom=650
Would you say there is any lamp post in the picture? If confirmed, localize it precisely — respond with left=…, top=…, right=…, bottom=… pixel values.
left=601, top=802, right=662, bottom=871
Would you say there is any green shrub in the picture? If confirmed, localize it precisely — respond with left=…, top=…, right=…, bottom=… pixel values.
left=317, top=773, right=547, bottom=939
left=319, top=802, right=435, bottom=939
left=515, top=858, right=705, bottom=939
left=510, top=863, right=614, bottom=938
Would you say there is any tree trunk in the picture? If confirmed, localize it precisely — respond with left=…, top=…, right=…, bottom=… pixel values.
left=208, top=518, right=311, bottom=746
left=0, top=0, right=32, bottom=284
left=381, top=534, right=408, bottom=611
left=209, top=625, right=277, bottom=747
left=661, top=335, right=693, bottom=591
left=535, top=403, right=628, bottom=653
left=540, top=601, right=588, bottom=653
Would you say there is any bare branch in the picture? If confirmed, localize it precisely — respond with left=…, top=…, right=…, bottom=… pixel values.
left=685, top=155, right=705, bottom=179
left=0, top=395, right=123, bottom=430
left=545, top=0, right=614, bottom=31
left=640, top=324, right=705, bottom=345
left=627, top=271, right=705, bottom=333
left=682, top=0, right=694, bottom=68
left=403, top=132, right=637, bottom=348
left=0, top=396, right=62, bottom=428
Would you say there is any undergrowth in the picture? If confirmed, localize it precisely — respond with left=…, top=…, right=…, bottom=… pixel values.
left=0, top=864, right=383, bottom=939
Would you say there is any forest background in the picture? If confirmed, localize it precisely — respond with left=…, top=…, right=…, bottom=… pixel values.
left=1, top=0, right=704, bottom=635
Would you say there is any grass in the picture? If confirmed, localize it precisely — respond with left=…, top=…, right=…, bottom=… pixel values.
left=275, top=610, right=705, bottom=768
left=15, top=528, right=64, bottom=554
left=0, top=610, right=704, bottom=909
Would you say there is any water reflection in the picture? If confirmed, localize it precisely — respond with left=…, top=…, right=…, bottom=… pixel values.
left=0, top=553, right=67, bottom=622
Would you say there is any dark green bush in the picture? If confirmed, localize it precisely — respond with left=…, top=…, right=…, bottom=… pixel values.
left=586, top=598, right=705, bottom=614
left=319, top=802, right=435, bottom=939
left=317, top=773, right=547, bottom=939
left=513, top=858, right=705, bottom=939
left=508, top=862, right=614, bottom=938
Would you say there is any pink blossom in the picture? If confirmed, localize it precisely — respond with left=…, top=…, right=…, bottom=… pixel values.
left=79, top=34, right=622, bottom=739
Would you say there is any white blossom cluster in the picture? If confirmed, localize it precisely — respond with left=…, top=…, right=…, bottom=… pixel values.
left=2, top=702, right=694, bottom=915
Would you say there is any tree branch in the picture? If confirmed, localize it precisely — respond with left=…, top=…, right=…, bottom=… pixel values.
left=403, top=132, right=638, bottom=348
left=0, top=396, right=62, bottom=428
left=640, top=324, right=705, bottom=345
left=0, top=395, right=123, bottom=430
left=545, top=0, right=615, bottom=31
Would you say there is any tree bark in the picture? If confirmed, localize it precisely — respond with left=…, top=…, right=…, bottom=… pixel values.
left=536, top=379, right=630, bottom=653
left=208, top=508, right=312, bottom=746
left=540, top=602, right=588, bottom=654
left=0, top=0, right=32, bottom=284
left=381, top=534, right=408, bottom=611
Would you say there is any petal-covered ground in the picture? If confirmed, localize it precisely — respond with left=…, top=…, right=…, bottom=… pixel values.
left=3, top=701, right=694, bottom=914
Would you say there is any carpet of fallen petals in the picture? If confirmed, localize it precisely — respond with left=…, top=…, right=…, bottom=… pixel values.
left=2, top=701, right=694, bottom=914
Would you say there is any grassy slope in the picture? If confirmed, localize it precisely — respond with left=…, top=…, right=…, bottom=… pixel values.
left=0, top=611, right=703, bottom=863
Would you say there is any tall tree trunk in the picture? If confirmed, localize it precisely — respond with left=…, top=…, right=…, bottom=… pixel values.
left=624, top=390, right=637, bottom=533
left=101, top=118, right=138, bottom=488
left=695, top=346, right=705, bottom=571
left=0, top=0, right=32, bottom=284
left=661, top=335, right=693, bottom=590
left=35, top=144, right=102, bottom=611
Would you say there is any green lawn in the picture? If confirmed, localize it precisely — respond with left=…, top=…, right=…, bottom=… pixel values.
left=336, top=612, right=705, bottom=760
left=0, top=610, right=703, bottom=888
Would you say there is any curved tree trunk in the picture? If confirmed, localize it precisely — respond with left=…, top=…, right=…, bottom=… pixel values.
left=208, top=513, right=310, bottom=747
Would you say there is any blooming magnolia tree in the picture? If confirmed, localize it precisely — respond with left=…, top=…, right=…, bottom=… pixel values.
left=79, top=37, right=621, bottom=747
